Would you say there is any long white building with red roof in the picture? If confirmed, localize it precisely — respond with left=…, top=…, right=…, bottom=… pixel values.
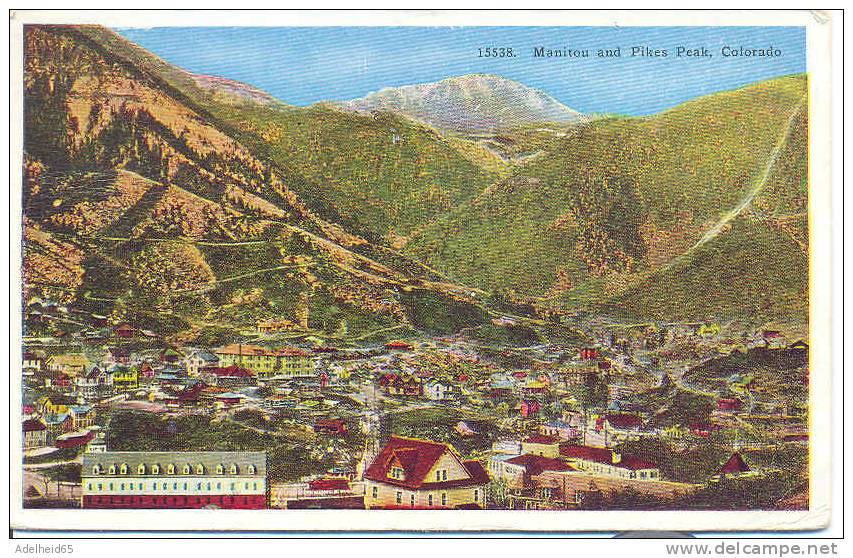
left=559, top=444, right=661, bottom=480
left=82, top=451, right=267, bottom=509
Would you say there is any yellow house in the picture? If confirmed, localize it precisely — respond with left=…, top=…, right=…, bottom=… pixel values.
left=276, top=348, right=312, bottom=378
left=363, top=436, right=489, bottom=509
left=37, top=394, right=74, bottom=416
left=520, top=435, right=561, bottom=458
left=69, top=404, right=96, bottom=430
left=215, top=344, right=311, bottom=379
left=45, top=353, right=90, bottom=376
left=698, top=323, right=722, bottom=337
left=111, top=366, right=139, bottom=392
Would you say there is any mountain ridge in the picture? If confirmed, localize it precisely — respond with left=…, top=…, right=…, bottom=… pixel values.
left=336, top=73, right=584, bottom=133
left=23, top=25, right=491, bottom=343
left=22, top=25, right=809, bottom=337
left=403, top=74, right=809, bottom=328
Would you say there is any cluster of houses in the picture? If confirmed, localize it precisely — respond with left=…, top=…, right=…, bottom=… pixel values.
left=21, top=335, right=320, bottom=453
left=84, top=428, right=755, bottom=511
left=23, top=393, right=97, bottom=451
left=21, top=298, right=806, bottom=510
left=484, top=434, right=687, bottom=509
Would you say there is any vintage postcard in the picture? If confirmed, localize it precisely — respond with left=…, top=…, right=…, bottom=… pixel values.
left=9, top=10, right=835, bottom=534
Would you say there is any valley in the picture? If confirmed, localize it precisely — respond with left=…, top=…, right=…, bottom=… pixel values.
left=20, top=24, right=809, bottom=512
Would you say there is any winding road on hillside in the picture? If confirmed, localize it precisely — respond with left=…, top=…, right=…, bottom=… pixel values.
left=673, top=96, right=807, bottom=266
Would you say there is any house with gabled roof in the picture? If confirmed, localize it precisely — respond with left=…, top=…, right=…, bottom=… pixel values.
left=138, top=362, right=155, bottom=384
left=200, top=364, right=256, bottom=388
left=424, top=379, right=457, bottom=401
left=68, top=404, right=96, bottom=430
left=363, top=436, right=489, bottom=509
left=39, top=369, right=73, bottom=391
left=23, top=418, right=48, bottom=450
left=113, top=323, right=135, bottom=339
left=46, top=353, right=90, bottom=376
left=104, top=346, right=132, bottom=366
left=159, top=346, right=185, bottom=364
left=185, top=349, right=220, bottom=377
left=76, top=365, right=114, bottom=400
left=37, top=392, right=76, bottom=416
left=517, top=399, right=540, bottom=418
left=715, top=452, right=752, bottom=480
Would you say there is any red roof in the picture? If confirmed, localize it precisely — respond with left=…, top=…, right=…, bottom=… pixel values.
left=523, top=435, right=559, bottom=445
left=23, top=419, right=46, bottom=432
left=55, top=430, right=95, bottom=448
left=177, top=382, right=205, bottom=401
left=315, top=418, right=346, bottom=433
left=364, top=436, right=488, bottom=490
left=505, top=454, right=574, bottom=476
left=716, top=398, right=742, bottom=410
left=602, top=414, right=644, bottom=429
left=520, top=400, right=540, bottom=411
left=308, top=477, right=351, bottom=491
left=719, top=452, right=750, bottom=474
left=276, top=347, right=309, bottom=357
left=559, top=444, right=657, bottom=471
left=385, top=341, right=413, bottom=350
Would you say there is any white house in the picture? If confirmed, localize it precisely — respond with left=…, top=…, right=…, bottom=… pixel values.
left=424, top=379, right=456, bottom=401
left=184, top=350, right=220, bottom=377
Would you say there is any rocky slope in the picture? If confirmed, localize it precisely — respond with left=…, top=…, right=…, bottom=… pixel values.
left=337, top=74, right=584, bottom=133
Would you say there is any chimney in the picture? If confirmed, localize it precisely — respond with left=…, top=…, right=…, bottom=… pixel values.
left=611, top=451, right=622, bottom=465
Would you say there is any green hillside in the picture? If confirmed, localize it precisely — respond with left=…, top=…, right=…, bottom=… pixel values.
left=405, top=75, right=809, bottom=325
left=22, top=25, right=487, bottom=342
left=23, top=25, right=809, bottom=336
left=204, top=102, right=499, bottom=243
left=73, top=25, right=498, bottom=244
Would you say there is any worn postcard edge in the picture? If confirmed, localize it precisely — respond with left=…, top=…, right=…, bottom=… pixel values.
left=7, top=9, right=835, bottom=533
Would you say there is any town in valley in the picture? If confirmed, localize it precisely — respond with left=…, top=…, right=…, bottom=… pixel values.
left=22, top=301, right=809, bottom=511
left=19, top=24, right=810, bottom=513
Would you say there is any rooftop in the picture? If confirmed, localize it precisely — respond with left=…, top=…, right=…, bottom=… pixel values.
left=82, top=451, right=267, bottom=477
left=559, top=444, right=658, bottom=471
left=23, top=419, right=46, bottom=432
left=364, top=436, right=488, bottom=490
left=505, top=454, right=575, bottom=476
left=523, top=435, right=560, bottom=445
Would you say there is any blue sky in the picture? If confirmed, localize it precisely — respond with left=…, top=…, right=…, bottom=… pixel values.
left=115, top=26, right=805, bottom=116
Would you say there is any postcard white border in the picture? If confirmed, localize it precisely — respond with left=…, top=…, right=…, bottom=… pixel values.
left=8, top=9, right=835, bottom=533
